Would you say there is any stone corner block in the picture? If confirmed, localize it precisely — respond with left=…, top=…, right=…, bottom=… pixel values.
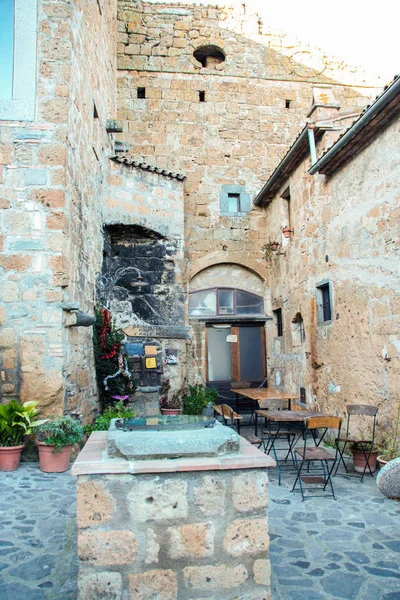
left=77, top=480, right=115, bottom=528
left=78, top=571, right=122, bottom=600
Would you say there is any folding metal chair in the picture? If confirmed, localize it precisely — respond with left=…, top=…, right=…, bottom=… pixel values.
left=292, top=416, right=342, bottom=501
left=334, top=404, right=378, bottom=482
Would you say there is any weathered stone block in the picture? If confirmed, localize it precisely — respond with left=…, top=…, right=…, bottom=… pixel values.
left=127, top=478, right=188, bottom=521
left=78, top=530, right=138, bottom=566
left=224, top=519, right=269, bottom=556
left=77, top=481, right=115, bottom=528
left=193, top=474, right=226, bottom=515
left=184, top=564, right=248, bottom=590
left=32, top=189, right=65, bottom=208
left=78, top=572, right=122, bottom=600
left=0, top=328, right=16, bottom=348
left=129, top=570, right=177, bottom=600
left=232, top=471, right=268, bottom=512
left=253, top=559, right=271, bottom=586
left=0, top=256, right=31, bottom=272
left=23, top=169, right=47, bottom=186
left=168, top=522, right=214, bottom=558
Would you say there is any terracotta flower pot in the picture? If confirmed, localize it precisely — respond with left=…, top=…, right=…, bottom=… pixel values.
left=282, top=227, right=293, bottom=238
left=0, top=445, right=24, bottom=471
left=37, top=442, right=72, bottom=473
left=352, top=449, right=378, bottom=473
left=160, top=408, right=182, bottom=416
left=377, top=455, right=390, bottom=469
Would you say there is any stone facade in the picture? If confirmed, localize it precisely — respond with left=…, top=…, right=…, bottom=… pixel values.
left=1, top=0, right=395, bottom=427
left=0, top=0, right=118, bottom=417
left=77, top=468, right=271, bottom=600
left=261, top=93, right=400, bottom=438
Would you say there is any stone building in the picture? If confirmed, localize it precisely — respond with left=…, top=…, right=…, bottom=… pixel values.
left=0, top=0, right=397, bottom=427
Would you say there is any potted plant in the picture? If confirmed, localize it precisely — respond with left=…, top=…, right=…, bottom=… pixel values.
left=377, top=403, right=400, bottom=468
left=351, top=441, right=379, bottom=474
left=159, top=379, right=184, bottom=415
left=182, top=384, right=219, bottom=415
left=0, top=400, right=44, bottom=471
left=35, top=416, right=83, bottom=472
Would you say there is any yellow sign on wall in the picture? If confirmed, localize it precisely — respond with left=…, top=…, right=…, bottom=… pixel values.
left=145, top=357, right=157, bottom=369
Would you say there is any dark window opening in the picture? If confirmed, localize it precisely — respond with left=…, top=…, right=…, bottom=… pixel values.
left=317, top=283, right=332, bottom=322
left=273, top=308, right=283, bottom=337
left=285, top=99, right=291, bottom=109
left=193, top=45, right=226, bottom=68
left=93, top=102, right=99, bottom=119
left=137, top=87, right=146, bottom=99
left=199, top=91, right=205, bottom=102
left=300, top=387, right=306, bottom=404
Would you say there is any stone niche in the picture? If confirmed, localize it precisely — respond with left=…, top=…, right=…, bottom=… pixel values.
left=102, top=224, right=188, bottom=412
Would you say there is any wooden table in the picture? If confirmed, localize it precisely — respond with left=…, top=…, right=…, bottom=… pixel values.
left=234, top=388, right=298, bottom=411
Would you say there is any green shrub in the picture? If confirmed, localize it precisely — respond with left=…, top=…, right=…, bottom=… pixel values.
left=36, top=416, right=83, bottom=453
left=83, top=401, right=135, bottom=436
left=183, top=385, right=219, bottom=415
left=0, top=400, right=45, bottom=447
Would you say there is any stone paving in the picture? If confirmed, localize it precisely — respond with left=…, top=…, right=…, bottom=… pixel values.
left=0, top=460, right=399, bottom=599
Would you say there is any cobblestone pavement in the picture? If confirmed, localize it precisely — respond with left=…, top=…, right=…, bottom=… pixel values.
left=268, top=466, right=400, bottom=600
left=1, top=461, right=400, bottom=600
left=0, top=464, right=77, bottom=600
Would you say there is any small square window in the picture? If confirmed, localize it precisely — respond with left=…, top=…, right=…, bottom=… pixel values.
left=220, top=185, right=250, bottom=215
left=228, top=193, right=240, bottom=212
left=316, top=283, right=332, bottom=322
left=273, top=308, right=283, bottom=337
left=137, top=87, right=146, bottom=99
left=199, top=91, right=205, bottom=102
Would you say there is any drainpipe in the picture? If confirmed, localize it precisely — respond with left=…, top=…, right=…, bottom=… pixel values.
left=307, top=125, right=317, bottom=166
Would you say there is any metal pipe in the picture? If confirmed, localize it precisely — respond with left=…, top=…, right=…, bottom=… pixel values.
left=309, top=76, right=400, bottom=175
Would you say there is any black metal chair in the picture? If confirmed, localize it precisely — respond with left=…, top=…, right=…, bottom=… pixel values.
left=292, top=416, right=342, bottom=501
left=334, top=404, right=378, bottom=482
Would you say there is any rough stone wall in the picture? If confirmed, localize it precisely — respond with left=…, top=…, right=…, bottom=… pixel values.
left=0, top=0, right=117, bottom=417
left=116, top=1, right=378, bottom=285
left=77, top=469, right=271, bottom=599
left=264, top=116, right=400, bottom=436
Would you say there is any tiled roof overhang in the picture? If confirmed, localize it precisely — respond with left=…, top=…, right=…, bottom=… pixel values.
left=309, top=75, right=400, bottom=177
left=110, top=155, right=186, bottom=181
left=253, top=126, right=324, bottom=206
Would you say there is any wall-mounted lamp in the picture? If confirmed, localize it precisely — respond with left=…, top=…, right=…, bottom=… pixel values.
left=130, top=273, right=149, bottom=289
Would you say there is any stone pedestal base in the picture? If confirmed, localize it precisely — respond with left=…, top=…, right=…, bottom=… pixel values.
left=133, top=390, right=160, bottom=416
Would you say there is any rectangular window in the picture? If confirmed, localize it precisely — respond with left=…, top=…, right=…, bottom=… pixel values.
left=317, top=282, right=332, bottom=322
left=220, top=184, right=251, bottom=215
left=0, top=0, right=38, bottom=121
left=137, top=87, right=146, bottom=99
left=228, top=193, right=240, bottom=213
left=273, top=308, right=283, bottom=337
left=0, top=0, right=14, bottom=100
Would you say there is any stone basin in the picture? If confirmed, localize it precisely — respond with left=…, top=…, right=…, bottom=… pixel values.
left=107, top=417, right=240, bottom=460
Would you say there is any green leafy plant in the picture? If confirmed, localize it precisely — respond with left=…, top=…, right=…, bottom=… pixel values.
left=82, top=401, right=135, bottom=436
left=379, top=403, right=400, bottom=462
left=36, top=416, right=83, bottom=453
left=183, top=385, right=219, bottom=415
left=0, top=400, right=45, bottom=447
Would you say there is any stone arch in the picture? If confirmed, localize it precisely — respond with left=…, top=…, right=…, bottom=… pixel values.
left=189, top=252, right=269, bottom=283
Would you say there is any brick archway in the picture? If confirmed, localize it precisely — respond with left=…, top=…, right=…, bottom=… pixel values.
left=189, top=252, right=269, bottom=283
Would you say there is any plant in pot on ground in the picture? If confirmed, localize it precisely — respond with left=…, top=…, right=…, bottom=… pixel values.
left=0, top=400, right=45, bottom=471
left=159, top=379, right=185, bottom=415
left=82, top=401, right=135, bottom=436
left=350, top=441, right=379, bottom=474
left=36, top=416, right=83, bottom=473
left=183, top=384, right=219, bottom=415
left=377, top=402, right=400, bottom=468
